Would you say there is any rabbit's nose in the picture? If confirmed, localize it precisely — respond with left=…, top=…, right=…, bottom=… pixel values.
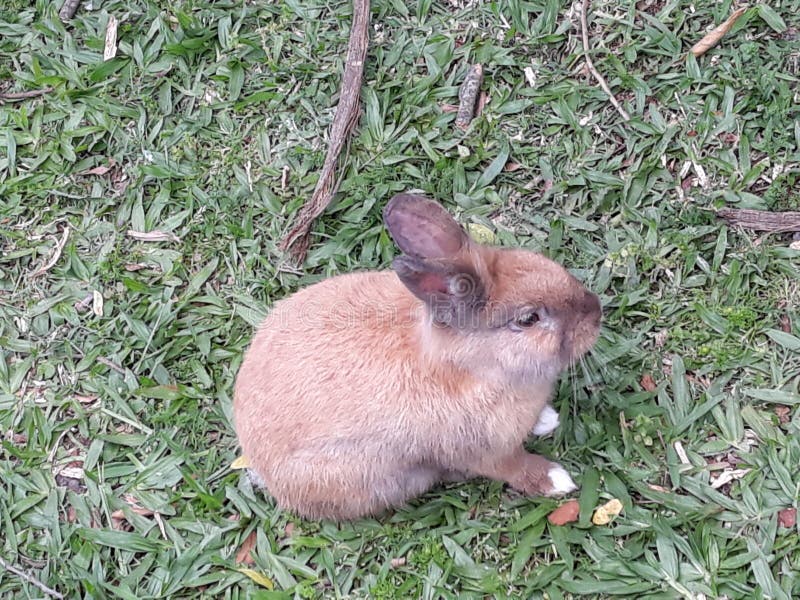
left=581, top=291, right=602, bottom=325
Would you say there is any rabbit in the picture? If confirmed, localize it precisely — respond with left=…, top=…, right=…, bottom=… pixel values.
left=233, top=193, right=602, bottom=520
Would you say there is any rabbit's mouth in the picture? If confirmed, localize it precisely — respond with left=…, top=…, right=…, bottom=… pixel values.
left=560, top=293, right=603, bottom=365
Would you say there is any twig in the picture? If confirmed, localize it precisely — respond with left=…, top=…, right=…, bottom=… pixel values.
left=29, top=226, right=70, bottom=279
left=0, top=87, right=53, bottom=102
left=59, top=0, right=80, bottom=21
left=0, top=556, right=64, bottom=599
left=279, top=0, right=371, bottom=261
left=579, top=0, right=630, bottom=121
left=717, top=208, right=800, bottom=232
left=97, top=357, right=126, bottom=375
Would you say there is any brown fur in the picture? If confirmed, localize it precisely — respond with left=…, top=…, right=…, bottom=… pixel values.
left=233, top=194, right=601, bottom=520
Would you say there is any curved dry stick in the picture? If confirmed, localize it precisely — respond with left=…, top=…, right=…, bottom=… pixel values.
left=579, top=0, right=630, bottom=121
left=280, top=0, right=371, bottom=261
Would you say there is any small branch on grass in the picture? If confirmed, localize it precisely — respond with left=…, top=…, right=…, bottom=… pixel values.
left=29, top=226, right=69, bottom=279
left=0, top=87, right=53, bottom=102
left=97, top=357, right=127, bottom=375
left=0, top=556, right=64, bottom=600
left=717, top=208, right=800, bottom=232
left=279, top=0, right=371, bottom=261
left=59, top=0, right=80, bottom=21
left=579, top=0, right=630, bottom=121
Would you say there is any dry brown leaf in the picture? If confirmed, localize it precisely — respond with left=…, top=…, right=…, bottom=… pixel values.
left=110, top=506, right=155, bottom=520
left=82, top=165, right=112, bottom=176
left=440, top=103, right=459, bottom=114
left=504, top=161, right=522, bottom=172
left=390, top=557, right=406, bottom=568
left=592, top=498, right=623, bottom=525
left=774, top=406, right=790, bottom=425
left=104, top=15, right=118, bottom=61
left=124, top=263, right=148, bottom=271
left=476, top=90, right=489, bottom=117
left=691, top=7, right=748, bottom=58
left=778, top=507, right=796, bottom=528
left=640, top=374, right=657, bottom=391
left=127, top=230, right=179, bottom=243
left=73, top=394, right=98, bottom=404
left=283, top=522, right=295, bottom=537
left=547, top=499, right=580, bottom=525
left=235, top=530, right=258, bottom=565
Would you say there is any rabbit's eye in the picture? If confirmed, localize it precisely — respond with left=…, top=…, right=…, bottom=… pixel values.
left=509, top=311, right=541, bottom=331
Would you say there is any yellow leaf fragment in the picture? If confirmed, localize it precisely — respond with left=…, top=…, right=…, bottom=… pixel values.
left=691, top=7, right=748, bottom=58
left=591, top=498, right=623, bottom=525
left=231, top=455, right=251, bottom=470
left=467, top=223, right=496, bottom=245
left=237, top=568, right=274, bottom=590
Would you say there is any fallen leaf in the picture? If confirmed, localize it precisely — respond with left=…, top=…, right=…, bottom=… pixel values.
left=231, top=455, right=251, bottom=469
left=673, top=440, right=690, bottom=465
left=440, top=103, right=459, bottom=114
left=691, top=7, right=748, bottom=58
left=127, top=230, right=180, bottom=243
left=283, top=522, right=296, bottom=537
left=237, top=569, right=274, bottom=590
left=779, top=313, right=791, bottom=333
left=778, top=507, right=796, bottom=528
left=790, top=240, right=800, bottom=250
left=235, top=531, right=258, bottom=565
left=104, top=15, right=118, bottom=61
left=92, top=290, right=104, bottom=317
left=504, top=161, right=522, bottom=172
left=592, top=498, right=623, bottom=525
left=710, top=468, right=750, bottom=489
left=547, top=499, right=580, bottom=525
left=110, top=506, right=155, bottom=520
left=124, top=263, right=144, bottom=271
left=476, top=90, right=489, bottom=117
left=640, top=374, right=657, bottom=391
left=467, top=223, right=496, bottom=245
left=775, top=406, right=790, bottom=425
left=390, top=557, right=406, bottom=568
left=82, top=165, right=112, bottom=176
left=74, top=394, right=98, bottom=404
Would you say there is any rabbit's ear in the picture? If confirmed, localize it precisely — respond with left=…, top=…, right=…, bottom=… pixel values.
left=384, top=193, right=469, bottom=260
left=392, top=255, right=486, bottom=327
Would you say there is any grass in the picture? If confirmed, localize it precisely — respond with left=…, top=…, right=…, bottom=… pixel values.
left=1, top=0, right=799, bottom=597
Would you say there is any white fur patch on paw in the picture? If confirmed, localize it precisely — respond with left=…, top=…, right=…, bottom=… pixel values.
left=546, top=466, right=578, bottom=496
left=246, top=468, right=266, bottom=489
left=532, top=405, right=560, bottom=436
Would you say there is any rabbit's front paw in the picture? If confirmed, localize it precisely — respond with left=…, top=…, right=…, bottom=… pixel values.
left=532, top=405, right=559, bottom=436
left=543, top=465, right=578, bottom=496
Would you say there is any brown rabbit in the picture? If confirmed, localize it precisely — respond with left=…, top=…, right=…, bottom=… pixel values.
left=233, top=193, right=602, bottom=520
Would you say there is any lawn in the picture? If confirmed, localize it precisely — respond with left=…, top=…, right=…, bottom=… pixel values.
left=1, top=0, right=799, bottom=598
